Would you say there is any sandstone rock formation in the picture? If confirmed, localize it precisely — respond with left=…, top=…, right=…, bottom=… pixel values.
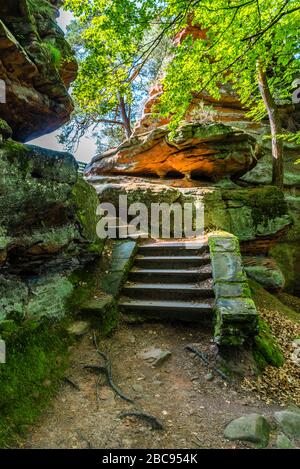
left=0, top=2, right=102, bottom=324
left=90, top=173, right=291, bottom=253
left=0, top=130, right=104, bottom=322
left=87, top=123, right=262, bottom=180
left=0, top=0, right=77, bottom=141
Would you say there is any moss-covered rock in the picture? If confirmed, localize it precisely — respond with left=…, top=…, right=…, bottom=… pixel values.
left=270, top=242, right=300, bottom=296
left=0, top=140, right=104, bottom=325
left=70, top=176, right=104, bottom=254
left=253, top=318, right=285, bottom=370
left=0, top=140, right=102, bottom=271
left=221, top=186, right=291, bottom=241
left=208, top=232, right=258, bottom=347
left=0, top=276, right=28, bottom=322
left=26, top=275, right=74, bottom=320
left=0, top=119, right=12, bottom=141
left=244, top=257, right=285, bottom=291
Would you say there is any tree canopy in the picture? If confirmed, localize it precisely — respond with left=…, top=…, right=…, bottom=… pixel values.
left=61, top=0, right=169, bottom=151
left=64, top=0, right=300, bottom=184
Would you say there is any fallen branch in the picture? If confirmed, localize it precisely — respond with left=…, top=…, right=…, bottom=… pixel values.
left=118, top=411, right=165, bottom=430
left=185, top=345, right=231, bottom=382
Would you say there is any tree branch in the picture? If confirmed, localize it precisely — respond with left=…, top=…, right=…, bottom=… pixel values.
left=242, top=1, right=299, bottom=42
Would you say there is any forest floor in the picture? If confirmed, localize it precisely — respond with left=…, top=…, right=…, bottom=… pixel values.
left=25, top=319, right=286, bottom=450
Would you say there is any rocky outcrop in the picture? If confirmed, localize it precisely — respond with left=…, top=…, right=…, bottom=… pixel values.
left=0, top=1, right=103, bottom=326
left=89, top=174, right=292, bottom=252
left=87, top=123, right=262, bottom=180
left=242, top=150, right=300, bottom=295
left=133, top=81, right=300, bottom=139
left=0, top=0, right=102, bottom=323
left=0, top=134, right=103, bottom=322
left=0, top=0, right=77, bottom=141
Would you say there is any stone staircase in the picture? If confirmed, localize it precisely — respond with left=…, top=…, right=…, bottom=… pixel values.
left=119, top=239, right=215, bottom=321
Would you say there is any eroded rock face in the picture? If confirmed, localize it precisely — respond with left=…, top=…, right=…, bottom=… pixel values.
left=0, top=134, right=104, bottom=322
left=88, top=174, right=292, bottom=252
left=0, top=0, right=77, bottom=141
left=0, top=140, right=103, bottom=275
left=87, top=123, right=262, bottom=180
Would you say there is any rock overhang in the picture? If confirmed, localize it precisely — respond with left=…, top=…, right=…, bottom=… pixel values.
left=0, top=0, right=77, bottom=141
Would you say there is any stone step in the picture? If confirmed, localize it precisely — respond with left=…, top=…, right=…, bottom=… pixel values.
left=134, top=255, right=210, bottom=269
left=128, top=266, right=212, bottom=283
left=138, top=242, right=208, bottom=257
left=119, top=298, right=214, bottom=321
left=123, top=281, right=214, bottom=301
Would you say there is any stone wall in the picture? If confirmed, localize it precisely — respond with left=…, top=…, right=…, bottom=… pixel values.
left=208, top=232, right=258, bottom=346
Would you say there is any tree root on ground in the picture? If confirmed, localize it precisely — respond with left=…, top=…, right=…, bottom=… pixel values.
left=185, top=345, right=231, bottom=382
left=84, top=332, right=134, bottom=404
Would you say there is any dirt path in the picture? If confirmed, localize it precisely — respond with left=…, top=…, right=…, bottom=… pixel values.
left=26, top=321, right=280, bottom=449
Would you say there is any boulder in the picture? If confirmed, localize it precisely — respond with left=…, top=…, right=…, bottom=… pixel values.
left=0, top=1, right=77, bottom=141
left=224, top=413, right=271, bottom=447
left=274, top=411, right=300, bottom=438
left=243, top=256, right=285, bottom=291
left=0, top=141, right=103, bottom=272
left=276, top=432, right=294, bottom=449
left=141, top=348, right=172, bottom=367
left=66, top=321, right=90, bottom=337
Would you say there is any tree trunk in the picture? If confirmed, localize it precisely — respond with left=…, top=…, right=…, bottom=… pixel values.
left=118, top=94, right=132, bottom=139
left=257, top=60, right=284, bottom=189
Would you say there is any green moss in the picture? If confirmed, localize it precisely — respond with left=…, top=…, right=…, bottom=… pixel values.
left=43, top=42, right=62, bottom=67
left=0, top=323, right=70, bottom=447
left=68, top=263, right=101, bottom=313
left=0, top=119, right=12, bottom=138
left=249, top=279, right=300, bottom=323
left=70, top=176, right=103, bottom=252
left=222, top=186, right=288, bottom=228
left=270, top=242, right=300, bottom=294
left=1, top=139, right=29, bottom=158
left=100, top=299, right=119, bottom=336
left=253, top=319, right=285, bottom=370
left=28, top=0, right=54, bottom=15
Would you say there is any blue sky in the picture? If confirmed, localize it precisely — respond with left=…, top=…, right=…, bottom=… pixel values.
left=28, top=9, right=97, bottom=163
